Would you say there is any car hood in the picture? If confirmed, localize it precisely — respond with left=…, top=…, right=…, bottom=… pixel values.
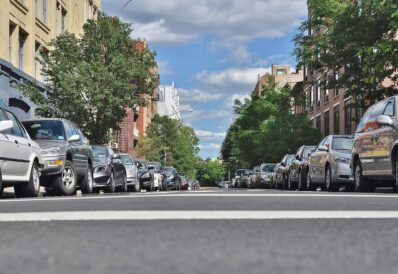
left=33, top=140, right=68, bottom=148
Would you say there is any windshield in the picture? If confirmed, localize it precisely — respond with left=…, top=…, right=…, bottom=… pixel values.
left=164, top=168, right=174, bottom=176
left=302, top=147, right=315, bottom=159
left=135, top=161, right=147, bottom=170
left=120, top=155, right=133, bottom=165
left=23, top=120, right=66, bottom=141
left=286, top=155, right=294, bottom=163
left=262, top=165, right=276, bottom=172
left=91, top=146, right=108, bottom=158
left=332, top=137, right=354, bottom=150
left=236, top=169, right=246, bottom=176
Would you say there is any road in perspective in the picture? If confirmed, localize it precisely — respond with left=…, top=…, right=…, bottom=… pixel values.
left=1, top=189, right=398, bottom=274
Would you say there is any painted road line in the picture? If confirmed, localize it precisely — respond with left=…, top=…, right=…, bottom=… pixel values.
left=2, top=211, right=398, bottom=221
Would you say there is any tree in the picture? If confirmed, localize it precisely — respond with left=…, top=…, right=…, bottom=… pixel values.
left=196, top=159, right=224, bottom=187
left=293, top=0, right=398, bottom=110
left=19, top=14, right=158, bottom=144
left=221, top=85, right=321, bottom=174
left=141, top=115, right=200, bottom=178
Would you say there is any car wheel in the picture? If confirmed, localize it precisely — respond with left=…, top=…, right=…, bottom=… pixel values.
left=80, top=165, right=93, bottom=195
left=298, top=170, right=305, bottom=191
left=53, top=160, right=77, bottom=196
left=306, top=169, right=316, bottom=191
left=119, top=173, right=128, bottom=192
left=325, top=166, right=338, bottom=192
left=394, top=160, right=398, bottom=193
left=354, top=161, right=371, bottom=192
left=14, top=162, right=41, bottom=198
left=105, top=172, right=116, bottom=193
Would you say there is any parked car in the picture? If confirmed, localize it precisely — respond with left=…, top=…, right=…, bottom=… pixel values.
left=273, top=154, right=295, bottom=189
left=22, top=118, right=93, bottom=196
left=148, top=163, right=164, bottom=191
left=163, top=166, right=181, bottom=190
left=135, top=160, right=153, bottom=191
left=232, top=169, right=247, bottom=188
left=257, top=163, right=276, bottom=188
left=0, top=108, right=44, bottom=198
left=218, top=181, right=232, bottom=188
left=91, top=146, right=127, bottom=193
left=249, top=166, right=261, bottom=188
left=289, top=145, right=316, bottom=191
left=180, top=176, right=189, bottom=190
left=352, top=96, right=398, bottom=192
left=119, top=153, right=140, bottom=192
left=239, top=169, right=253, bottom=188
left=189, top=179, right=200, bottom=190
left=308, top=135, right=354, bottom=192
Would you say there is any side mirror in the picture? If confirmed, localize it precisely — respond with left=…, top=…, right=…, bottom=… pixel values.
left=0, top=120, right=13, bottom=132
left=318, top=145, right=329, bottom=152
left=376, top=115, right=396, bottom=129
left=68, top=134, right=81, bottom=142
left=281, top=162, right=286, bottom=167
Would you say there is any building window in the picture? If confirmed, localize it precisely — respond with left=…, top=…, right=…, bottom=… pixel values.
left=317, top=80, right=321, bottom=108
left=324, top=79, right=329, bottom=103
left=89, top=0, right=93, bottom=19
left=276, top=69, right=287, bottom=75
left=61, top=8, right=67, bottom=33
left=35, top=0, right=38, bottom=17
left=334, top=70, right=340, bottom=97
left=43, top=0, right=48, bottom=24
left=345, top=99, right=352, bottom=134
left=34, top=42, right=40, bottom=79
left=310, top=85, right=314, bottom=112
left=316, top=115, right=321, bottom=130
left=18, top=31, right=27, bottom=71
left=334, top=105, right=340, bottom=134
left=324, top=111, right=330, bottom=136
left=9, top=23, right=16, bottom=63
left=304, top=89, right=309, bottom=113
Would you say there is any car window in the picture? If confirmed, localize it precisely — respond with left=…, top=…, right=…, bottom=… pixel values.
left=316, top=137, right=328, bottom=150
left=0, top=110, right=13, bottom=135
left=5, top=111, right=26, bottom=138
left=332, top=137, right=353, bottom=150
left=324, top=136, right=332, bottom=148
left=64, top=123, right=75, bottom=139
left=236, top=169, right=246, bottom=176
left=92, top=146, right=108, bottom=158
left=302, top=147, right=314, bottom=159
left=286, top=155, right=294, bottom=163
left=120, top=155, right=134, bottom=165
left=356, top=106, right=374, bottom=133
left=23, top=120, right=66, bottom=141
left=365, top=101, right=387, bottom=132
left=384, top=100, right=395, bottom=117
left=262, top=165, right=275, bottom=172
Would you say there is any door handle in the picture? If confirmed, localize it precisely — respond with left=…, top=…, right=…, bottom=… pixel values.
left=28, top=143, right=31, bottom=147
left=14, top=140, right=18, bottom=144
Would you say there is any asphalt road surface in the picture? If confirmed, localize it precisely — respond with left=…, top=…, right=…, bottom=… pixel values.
left=1, top=189, right=398, bottom=274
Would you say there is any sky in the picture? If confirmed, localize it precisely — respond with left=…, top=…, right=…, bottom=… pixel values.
left=102, top=0, right=308, bottom=159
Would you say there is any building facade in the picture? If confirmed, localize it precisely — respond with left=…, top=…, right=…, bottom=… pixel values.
left=158, top=82, right=181, bottom=120
left=0, top=0, right=101, bottom=119
left=252, top=65, right=303, bottom=97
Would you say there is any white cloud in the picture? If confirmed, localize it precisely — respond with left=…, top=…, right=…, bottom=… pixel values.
left=182, top=108, right=232, bottom=122
left=199, top=143, right=222, bottom=151
left=224, top=94, right=251, bottom=109
left=220, top=46, right=252, bottom=64
left=157, top=60, right=173, bottom=76
left=195, top=130, right=226, bottom=141
left=103, top=0, right=307, bottom=45
left=179, top=88, right=224, bottom=104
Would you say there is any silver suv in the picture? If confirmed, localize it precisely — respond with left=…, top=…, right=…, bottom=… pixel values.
left=352, top=96, right=398, bottom=192
left=0, top=108, right=43, bottom=197
left=22, top=118, right=93, bottom=196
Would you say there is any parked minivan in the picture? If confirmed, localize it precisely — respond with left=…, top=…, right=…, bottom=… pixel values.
left=352, top=96, right=398, bottom=192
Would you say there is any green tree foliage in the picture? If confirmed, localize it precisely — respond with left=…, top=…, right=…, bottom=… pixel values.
left=294, top=0, right=398, bottom=110
left=221, top=85, right=321, bottom=174
left=141, top=115, right=200, bottom=178
left=196, top=159, right=224, bottom=187
left=19, top=14, right=158, bottom=144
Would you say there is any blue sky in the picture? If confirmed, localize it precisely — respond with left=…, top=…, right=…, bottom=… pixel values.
left=102, top=0, right=307, bottom=159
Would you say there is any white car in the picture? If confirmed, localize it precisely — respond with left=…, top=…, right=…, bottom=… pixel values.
left=0, top=108, right=43, bottom=198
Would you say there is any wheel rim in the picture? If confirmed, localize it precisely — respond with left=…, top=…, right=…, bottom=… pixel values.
left=87, top=168, right=93, bottom=191
left=33, top=166, right=40, bottom=191
left=62, top=167, right=75, bottom=189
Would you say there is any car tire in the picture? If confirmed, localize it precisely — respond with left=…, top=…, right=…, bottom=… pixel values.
left=354, top=160, right=371, bottom=192
left=298, top=170, right=306, bottom=191
left=394, top=160, right=398, bottom=193
left=118, top=173, right=128, bottom=192
left=306, top=169, right=316, bottom=191
left=14, top=163, right=41, bottom=198
left=53, top=160, right=77, bottom=196
left=80, top=165, right=93, bottom=195
left=105, top=172, right=116, bottom=193
left=325, top=166, right=338, bottom=192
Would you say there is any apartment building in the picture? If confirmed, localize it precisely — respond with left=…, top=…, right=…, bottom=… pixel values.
left=0, top=0, right=101, bottom=119
left=252, top=65, right=303, bottom=97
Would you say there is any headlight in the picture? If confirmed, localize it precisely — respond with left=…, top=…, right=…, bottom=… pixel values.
left=336, top=157, right=350, bottom=164
left=41, top=147, right=61, bottom=155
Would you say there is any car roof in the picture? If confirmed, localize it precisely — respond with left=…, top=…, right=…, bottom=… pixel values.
left=22, top=118, right=70, bottom=123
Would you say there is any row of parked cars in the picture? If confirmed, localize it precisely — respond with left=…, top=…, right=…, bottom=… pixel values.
left=232, top=95, right=398, bottom=193
left=0, top=109, right=197, bottom=198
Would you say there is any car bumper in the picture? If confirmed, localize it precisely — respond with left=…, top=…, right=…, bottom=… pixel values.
left=333, top=162, right=354, bottom=183
left=93, top=171, right=111, bottom=187
left=40, top=155, right=66, bottom=177
left=127, top=176, right=138, bottom=186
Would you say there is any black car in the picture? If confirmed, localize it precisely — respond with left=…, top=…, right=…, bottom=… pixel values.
left=163, top=166, right=181, bottom=190
left=22, top=118, right=94, bottom=196
left=91, top=146, right=127, bottom=193
left=289, top=145, right=317, bottom=191
left=135, top=160, right=154, bottom=191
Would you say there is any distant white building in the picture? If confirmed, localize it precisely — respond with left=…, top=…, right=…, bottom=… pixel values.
left=158, top=82, right=181, bottom=120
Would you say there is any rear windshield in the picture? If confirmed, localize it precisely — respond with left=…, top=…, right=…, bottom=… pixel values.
left=262, top=165, right=276, bottom=172
left=23, top=120, right=66, bottom=141
left=92, top=146, right=108, bottom=158
left=332, top=137, right=353, bottom=150
left=236, top=169, right=246, bottom=176
left=120, top=155, right=133, bottom=165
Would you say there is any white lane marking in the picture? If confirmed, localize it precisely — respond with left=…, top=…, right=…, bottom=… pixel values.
left=1, top=192, right=398, bottom=203
left=2, top=211, right=398, bottom=222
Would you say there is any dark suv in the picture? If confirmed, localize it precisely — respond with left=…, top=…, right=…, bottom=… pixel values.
left=22, top=118, right=94, bottom=196
left=352, top=96, right=398, bottom=192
